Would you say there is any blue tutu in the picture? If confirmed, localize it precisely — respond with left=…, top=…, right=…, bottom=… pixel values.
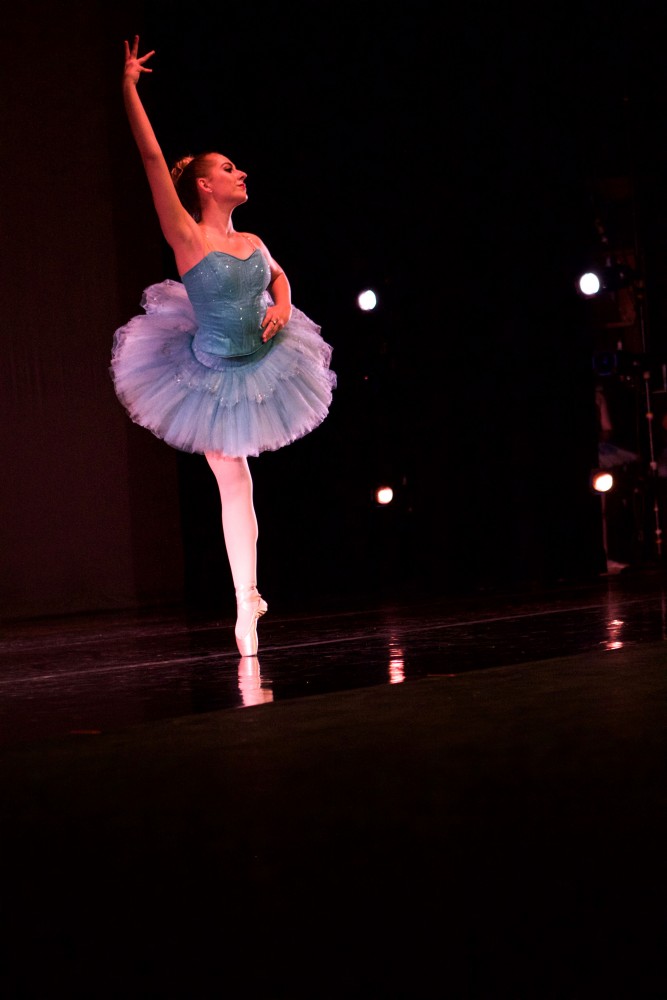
left=110, top=250, right=336, bottom=457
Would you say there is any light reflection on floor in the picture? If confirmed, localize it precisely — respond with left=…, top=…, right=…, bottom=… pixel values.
left=2, top=567, right=667, bottom=747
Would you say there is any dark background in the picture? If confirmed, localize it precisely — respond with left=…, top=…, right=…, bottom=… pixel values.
left=3, top=0, right=667, bottom=619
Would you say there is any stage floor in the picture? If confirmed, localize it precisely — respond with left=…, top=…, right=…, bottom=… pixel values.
left=2, top=567, right=667, bottom=748
left=2, top=569, right=667, bottom=997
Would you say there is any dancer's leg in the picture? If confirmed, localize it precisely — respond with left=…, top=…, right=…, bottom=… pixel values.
left=205, top=452, right=267, bottom=655
left=205, top=453, right=258, bottom=589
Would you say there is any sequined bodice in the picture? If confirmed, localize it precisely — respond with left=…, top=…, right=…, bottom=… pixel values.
left=181, top=250, right=271, bottom=360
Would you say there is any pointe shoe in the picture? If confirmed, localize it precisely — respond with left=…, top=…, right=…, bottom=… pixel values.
left=234, top=585, right=268, bottom=657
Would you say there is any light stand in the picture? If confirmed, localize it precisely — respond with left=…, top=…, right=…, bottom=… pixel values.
left=587, top=136, right=665, bottom=564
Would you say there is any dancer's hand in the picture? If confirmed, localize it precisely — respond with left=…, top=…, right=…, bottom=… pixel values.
left=261, top=311, right=288, bottom=342
left=123, top=35, right=155, bottom=87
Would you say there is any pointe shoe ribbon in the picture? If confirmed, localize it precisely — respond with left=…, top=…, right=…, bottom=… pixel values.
left=235, top=585, right=268, bottom=657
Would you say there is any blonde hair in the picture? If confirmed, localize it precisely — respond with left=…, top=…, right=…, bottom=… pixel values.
left=170, top=155, right=195, bottom=185
left=170, top=152, right=215, bottom=221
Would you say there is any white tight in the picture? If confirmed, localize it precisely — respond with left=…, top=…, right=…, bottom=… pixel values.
left=205, top=452, right=258, bottom=592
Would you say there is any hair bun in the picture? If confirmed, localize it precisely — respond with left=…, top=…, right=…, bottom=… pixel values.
left=171, top=156, right=194, bottom=184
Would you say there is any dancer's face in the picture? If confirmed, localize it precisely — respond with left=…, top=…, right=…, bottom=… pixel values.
left=200, top=153, right=248, bottom=205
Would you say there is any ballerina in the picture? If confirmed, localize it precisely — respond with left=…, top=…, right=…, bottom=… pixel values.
left=111, top=37, right=336, bottom=655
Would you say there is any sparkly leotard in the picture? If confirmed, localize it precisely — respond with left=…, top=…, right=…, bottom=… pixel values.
left=110, top=244, right=336, bottom=457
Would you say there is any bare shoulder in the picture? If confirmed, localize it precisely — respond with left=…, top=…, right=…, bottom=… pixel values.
left=241, top=231, right=268, bottom=252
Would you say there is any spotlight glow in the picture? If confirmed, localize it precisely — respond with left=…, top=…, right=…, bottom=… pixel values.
left=357, top=289, right=378, bottom=311
left=579, top=272, right=601, bottom=296
left=375, top=486, right=393, bottom=505
left=592, top=471, right=613, bottom=493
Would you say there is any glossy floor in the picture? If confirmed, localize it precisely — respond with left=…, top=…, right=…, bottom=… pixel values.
left=3, top=568, right=667, bottom=997
left=3, top=566, right=667, bottom=748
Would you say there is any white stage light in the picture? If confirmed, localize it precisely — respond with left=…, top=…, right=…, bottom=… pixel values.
left=591, top=471, right=613, bottom=493
left=578, top=272, right=601, bottom=296
left=375, top=486, right=393, bottom=505
left=357, top=289, right=378, bottom=311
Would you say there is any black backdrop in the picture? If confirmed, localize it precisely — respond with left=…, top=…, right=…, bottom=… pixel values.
left=3, top=1, right=667, bottom=619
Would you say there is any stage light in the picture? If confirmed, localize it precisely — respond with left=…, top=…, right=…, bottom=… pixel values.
left=578, top=271, right=601, bottom=296
left=375, top=486, right=394, bottom=505
left=577, top=262, right=635, bottom=298
left=591, top=469, right=615, bottom=573
left=591, top=470, right=614, bottom=493
left=357, top=289, right=378, bottom=311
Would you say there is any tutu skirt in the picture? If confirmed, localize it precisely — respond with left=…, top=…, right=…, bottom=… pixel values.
left=110, top=279, right=336, bottom=457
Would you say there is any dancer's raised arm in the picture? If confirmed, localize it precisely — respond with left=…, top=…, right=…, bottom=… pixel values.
left=122, top=36, right=199, bottom=255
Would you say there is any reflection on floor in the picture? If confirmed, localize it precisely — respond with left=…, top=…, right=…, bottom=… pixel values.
left=2, top=568, right=667, bottom=997
left=2, top=568, right=667, bottom=747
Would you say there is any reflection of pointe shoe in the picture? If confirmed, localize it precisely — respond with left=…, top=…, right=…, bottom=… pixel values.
left=235, top=585, right=268, bottom=657
left=238, top=656, right=274, bottom=706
